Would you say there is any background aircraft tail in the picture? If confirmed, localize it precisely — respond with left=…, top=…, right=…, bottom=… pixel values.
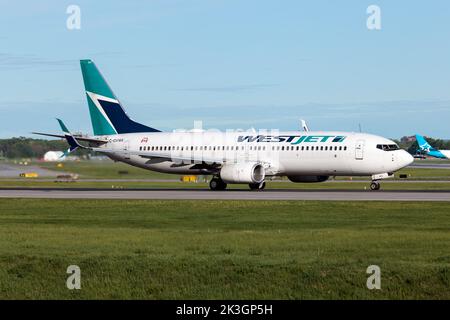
left=415, top=134, right=434, bottom=152
left=80, top=59, right=160, bottom=136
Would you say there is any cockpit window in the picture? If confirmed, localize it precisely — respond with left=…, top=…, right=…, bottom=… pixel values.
left=376, top=144, right=399, bottom=151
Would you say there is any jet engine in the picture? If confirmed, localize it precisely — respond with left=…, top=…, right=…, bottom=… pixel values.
left=287, top=175, right=329, bottom=183
left=220, top=163, right=265, bottom=184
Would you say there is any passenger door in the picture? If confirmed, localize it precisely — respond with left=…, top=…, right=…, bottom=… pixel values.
left=355, top=140, right=364, bottom=160
left=123, top=139, right=130, bottom=160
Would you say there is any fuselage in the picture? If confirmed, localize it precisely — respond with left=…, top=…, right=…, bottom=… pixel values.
left=427, top=149, right=450, bottom=159
left=94, top=130, right=413, bottom=177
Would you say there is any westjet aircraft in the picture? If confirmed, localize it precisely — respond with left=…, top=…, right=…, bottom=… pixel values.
left=416, top=134, right=450, bottom=159
left=34, top=60, right=414, bottom=191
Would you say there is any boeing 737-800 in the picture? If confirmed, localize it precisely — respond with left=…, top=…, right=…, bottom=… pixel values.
left=34, top=60, right=414, bottom=191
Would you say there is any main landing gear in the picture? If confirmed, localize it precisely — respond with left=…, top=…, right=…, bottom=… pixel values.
left=249, top=182, right=266, bottom=190
left=370, top=181, right=381, bottom=191
left=209, top=177, right=227, bottom=190
left=209, top=178, right=267, bottom=191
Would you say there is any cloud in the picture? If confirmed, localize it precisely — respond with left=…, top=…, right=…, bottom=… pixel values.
left=0, top=53, right=77, bottom=71
left=175, top=83, right=278, bottom=93
left=1, top=98, right=449, bottom=139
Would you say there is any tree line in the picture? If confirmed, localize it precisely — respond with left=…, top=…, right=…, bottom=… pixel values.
left=395, top=136, right=450, bottom=155
left=0, top=137, right=90, bottom=159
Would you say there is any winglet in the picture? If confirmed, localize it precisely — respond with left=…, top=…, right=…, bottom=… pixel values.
left=56, top=119, right=84, bottom=156
left=300, top=119, right=310, bottom=132
left=56, top=118, right=70, bottom=134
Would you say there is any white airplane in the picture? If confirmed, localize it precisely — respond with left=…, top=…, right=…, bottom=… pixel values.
left=34, top=60, right=414, bottom=191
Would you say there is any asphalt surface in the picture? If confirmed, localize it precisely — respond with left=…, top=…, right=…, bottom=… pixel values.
left=1, top=188, right=450, bottom=201
left=0, top=164, right=68, bottom=177
left=408, top=163, right=450, bottom=169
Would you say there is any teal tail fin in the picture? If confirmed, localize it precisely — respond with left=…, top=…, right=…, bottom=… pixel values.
left=415, top=134, right=434, bottom=152
left=80, top=59, right=160, bottom=136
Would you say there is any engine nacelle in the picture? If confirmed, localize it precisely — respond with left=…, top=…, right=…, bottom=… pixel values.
left=220, top=163, right=265, bottom=184
left=287, top=175, right=329, bottom=183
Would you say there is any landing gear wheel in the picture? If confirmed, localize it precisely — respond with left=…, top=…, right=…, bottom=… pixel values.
left=249, top=181, right=266, bottom=190
left=209, top=178, right=227, bottom=191
left=370, top=181, right=381, bottom=191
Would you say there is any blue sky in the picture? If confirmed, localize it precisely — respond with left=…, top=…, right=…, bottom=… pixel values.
left=0, top=0, right=449, bottom=138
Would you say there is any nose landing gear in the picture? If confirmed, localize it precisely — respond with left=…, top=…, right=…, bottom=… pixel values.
left=370, top=181, right=381, bottom=191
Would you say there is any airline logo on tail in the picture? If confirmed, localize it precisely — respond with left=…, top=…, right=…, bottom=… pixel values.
left=85, top=91, right=119, bottom=135
left=415, top=134, right=448, bottom=159
left=80, top=59, right=160, bottom=136
left=415, top=134, right=433, bottom=153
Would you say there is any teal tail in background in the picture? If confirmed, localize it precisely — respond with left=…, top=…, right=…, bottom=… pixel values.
left=80, top=59, right=160, bottom=136
left=415, top=134, right=434, bottom=152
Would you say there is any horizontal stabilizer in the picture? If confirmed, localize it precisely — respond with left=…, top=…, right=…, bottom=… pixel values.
left=32, top=132, right=108, bottom=145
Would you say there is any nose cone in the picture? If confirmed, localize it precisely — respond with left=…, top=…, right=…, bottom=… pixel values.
left=399, top=150, right=414, bottom=168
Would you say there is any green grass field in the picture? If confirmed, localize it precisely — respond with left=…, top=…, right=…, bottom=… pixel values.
left=36, top=160, right=179, bottom=180
left=1, top=159, right=450, bottom=190
left=5, top=159, right=450, bottom=181
left=0, top=199, right=449, bottom=299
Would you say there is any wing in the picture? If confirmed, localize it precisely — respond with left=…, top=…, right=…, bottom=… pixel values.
left=32, top=132, right=108, bottom=145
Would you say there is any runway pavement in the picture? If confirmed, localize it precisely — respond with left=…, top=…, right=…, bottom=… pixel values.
left=0, top=163, right=68, bottom=178
left=1, top=188, right=450, bottom=201
left=408, top=163, right=450, bottom=169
